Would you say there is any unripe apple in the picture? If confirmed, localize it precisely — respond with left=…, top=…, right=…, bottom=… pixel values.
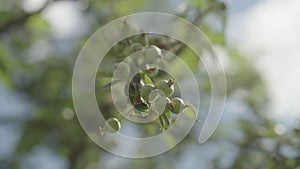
left=105, top=118, right=121, bottom=133
left=140, top=84, right=155, bottom=100
left=170, top=97, right=184, bottom=114
left=143, top=45, right=162, bottom=63
left=134, top=96, right=149, bottom=112
left=155, top=79, right=175, bottom=97
left=152, top=97, right=171, bottom=114
left=148, top=89, right=165, bottom=101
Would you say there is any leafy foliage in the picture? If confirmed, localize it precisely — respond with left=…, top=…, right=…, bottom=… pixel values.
left=0, top=0, right=299, bottom=169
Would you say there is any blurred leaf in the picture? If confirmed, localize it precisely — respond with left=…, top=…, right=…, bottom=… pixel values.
left=16, top=121, right=47, bottom=152
left=190, top=0, right=207, bottom=8
left=201, top=24, right=225, bottom=44
left=112, top=0, right=146, bottom=16
left=26, top=14, right=49, bottom=40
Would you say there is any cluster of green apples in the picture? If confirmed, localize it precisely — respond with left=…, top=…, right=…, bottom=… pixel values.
left=139, top=77, right=186, bottom=131
left=103, top=71, right=186, bottom=133
left=100, top=39, right=188, bottom=134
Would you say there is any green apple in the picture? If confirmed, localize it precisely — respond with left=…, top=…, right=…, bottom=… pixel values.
left=156, top=79, right=175, bottom=97
left=105, top=118, right=121, bottom=133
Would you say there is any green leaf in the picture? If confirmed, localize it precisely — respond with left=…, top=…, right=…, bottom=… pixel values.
left=165, top=111, right=171, bottom=119
left=158, top=117, right=164, bottom=131
left=16, top=121, right=45, bottom=152
left=162, top=113, right=170, bottom=126
left=0, top=70, right=13, bottom=87
left=112, top=0, right=146, bottom=16
left=143, top=74, right=153, bottom=85
left=26, top=14, right=49, bottom=39
left=190, top=0, right=207, bottom=8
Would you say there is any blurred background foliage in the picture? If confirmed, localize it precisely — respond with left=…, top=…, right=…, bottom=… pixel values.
left=0, top=0, right=299, bottom=169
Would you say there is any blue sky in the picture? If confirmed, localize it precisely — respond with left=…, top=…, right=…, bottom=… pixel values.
left=227, top=0, right=300, bottom=125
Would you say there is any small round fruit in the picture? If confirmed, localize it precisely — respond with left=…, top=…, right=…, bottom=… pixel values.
left=152, top=97, right=171, bottom=114
left=105, top=118, right=121, bottom=133
left=136, top=102, right=150, bottom=112
left=114, top=62, right=130, bottom=80
left=170, top=97, right=184, bottom=114
left=156, top=79, right=175, bottom=97
left=140, top=84, right=155, bottom=100
left=134, top=96, right=150, bottom=112
left=148, top=89, right=165, bottom=101
left=143, top=45, right=162, bottom=63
